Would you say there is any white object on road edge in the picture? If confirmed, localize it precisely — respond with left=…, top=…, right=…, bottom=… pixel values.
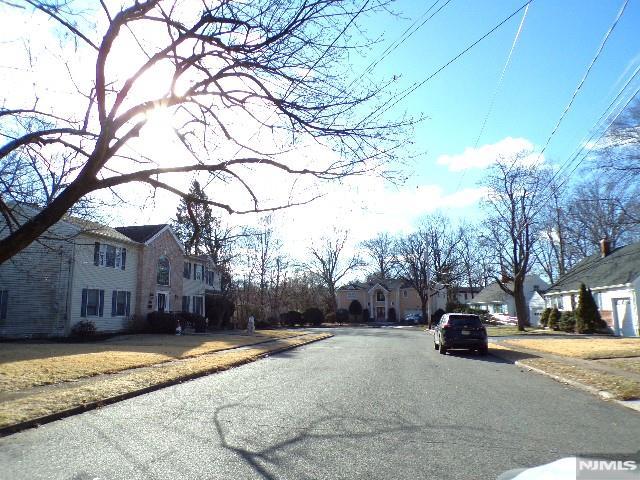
left=497, top=457, right=577, bottom=480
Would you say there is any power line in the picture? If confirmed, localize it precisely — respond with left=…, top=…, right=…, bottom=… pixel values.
left=533, top=0, right=630, bottom=165
left=357, top=0, right=534, bottom=128
left=452, top=2, right=531, bottom=193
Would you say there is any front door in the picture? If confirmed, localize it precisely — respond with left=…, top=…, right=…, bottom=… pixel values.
left=376, top=306, right=385, bottom=321
left=157, top=292, right=169, bottom=313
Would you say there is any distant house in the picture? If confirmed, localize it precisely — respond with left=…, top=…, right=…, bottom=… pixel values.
left=336, top=279, right=456, bottom=321
left=544, top=240, right=640, bottom=337
left=470, top=274, right=548, bottom=326
left=0, top=208, right=222, bottom=338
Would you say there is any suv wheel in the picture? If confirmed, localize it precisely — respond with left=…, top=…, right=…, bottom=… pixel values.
left=479, top=346, right=488, bottom=356
left=439, top=346, right=447, bottom=355
left=434, top=341, right=439, bottom=350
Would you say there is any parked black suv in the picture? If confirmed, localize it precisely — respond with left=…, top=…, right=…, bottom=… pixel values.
left=434, top=313, right=488, bottom=355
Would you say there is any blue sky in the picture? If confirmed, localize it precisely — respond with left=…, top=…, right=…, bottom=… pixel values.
left=352, top=0, right=640, bottom=202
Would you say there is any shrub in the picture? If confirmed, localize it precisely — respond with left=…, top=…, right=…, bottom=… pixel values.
left=575, top=284, right=607, bottom=333
left=539, top=308, right=551, bottom=327
left=361, top=308, right=370, bottom=322
left=388, top=307, right=397, bottom=322
left=127, top=314, right=150, bottom=333
left=176, top=312, right=207, bottom=332
left=71, top=320, right=96, bottom=339
left=147, top=311, right=178, bottom=334
left=325, top=312, right=336, bottom=323
left=348, top=300, right=363, bottom=316
left=547, top=308, right=560, bottom=330
left=287, top=310, right=303, bottom=327
left=336, top=308, right=349, bottom=323
left=559, top=311, right=576, bottom=332
left=303, top=307, right=324, bottom=326
left=255, top=317, right=274, bottom=329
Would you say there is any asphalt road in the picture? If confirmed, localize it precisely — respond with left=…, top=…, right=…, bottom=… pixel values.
left=1, top=328, right=639, bottom=480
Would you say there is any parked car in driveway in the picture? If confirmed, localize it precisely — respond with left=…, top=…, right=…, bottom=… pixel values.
left=434, top=313, right=488, bottom=355
left=404, top=313, right=423, bottom=324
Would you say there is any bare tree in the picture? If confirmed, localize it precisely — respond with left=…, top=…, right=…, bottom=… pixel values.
left=421, top=214, right=462, bottom=304
left=564, top=176, right=640, bottom=257
left=458, top=225, right=493, bottom=290
left=597, top=95, right=640, bottom=178
left=361, top=232, right=397, bottom=279
left=396, top=231, right=431, bottom=327
left=482, top=155, right=544, bottom=330
left=0, top=0, right=407, bottom=264
left=305, top=230, right=363, bottom=312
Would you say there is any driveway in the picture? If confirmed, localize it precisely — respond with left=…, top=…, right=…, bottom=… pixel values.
left=1, top=327, right=638, bottom=479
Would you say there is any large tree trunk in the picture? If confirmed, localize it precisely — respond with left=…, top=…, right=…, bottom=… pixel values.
left=422, top=298, right=430, bottom=329
left=513, top=281, right=530, bottom=331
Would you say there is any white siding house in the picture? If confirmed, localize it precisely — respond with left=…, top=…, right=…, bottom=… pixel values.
left=0, top=206, right=140, bottom=337
left=544, top=240, right=640, bottom=337
left=470, top=274, right=549, bottom=326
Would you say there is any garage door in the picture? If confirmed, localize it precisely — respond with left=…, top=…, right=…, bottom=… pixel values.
left=614, top=298, right=637, bottom=337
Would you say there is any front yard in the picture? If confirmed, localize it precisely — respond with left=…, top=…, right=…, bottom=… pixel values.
left=502, top=337, right=640, bottom=359
left=0, top=330, right=332, bottom=431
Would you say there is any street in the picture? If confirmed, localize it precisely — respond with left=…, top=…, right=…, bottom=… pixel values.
left=1, top=328, right=639, bottom=479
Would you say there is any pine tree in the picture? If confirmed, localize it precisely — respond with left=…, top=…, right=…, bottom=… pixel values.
left=575, top=284, right=605, bottom=333
left=548, top=307, right=560, bottom=330
left=172, top=180, right=214, bottom=255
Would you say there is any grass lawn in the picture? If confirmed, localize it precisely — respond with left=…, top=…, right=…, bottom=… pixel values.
left=485, top=325, right=557, bottom=337
left=596, top=357, right=640, bottom=375
left=519, top=358, right=640, bottom=401
left=503, top=338, right=640, bottom=359
left=0, top=330, right=305, bottom=392
left=0, top=333, right=332, bottom=429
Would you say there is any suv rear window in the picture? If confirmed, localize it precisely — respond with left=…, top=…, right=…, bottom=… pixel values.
left=447, top=315, right=482, bottom=327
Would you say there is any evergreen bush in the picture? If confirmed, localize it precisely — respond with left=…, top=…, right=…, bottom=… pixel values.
left=539, top=308, right=551, bottom=327
left=147, top=312, right=178, bottom=334
left=388, top=307, right=397, bottom=322
left=361, top=308, right=370, bottom=322
left=547, top=307, right=560, bottom=330
left=336, top=308, right=349, bottom=323
left=575, top=284, right=606, bottom=333
left=71, top=320, right=97, bottom=339
left=303, top=307, right=324, bottom=326
left=558, top=311, right=576, bottom=332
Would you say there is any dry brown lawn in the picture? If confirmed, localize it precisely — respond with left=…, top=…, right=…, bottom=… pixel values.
left=0, top=333, right=332, bottom=429
left=519, top=358, right=640, bottom=401
left=503, top=338, right=640, bottom=359
left=0, top=330, right=305, bottom=392
left=596, top=357, right=640, bottom=376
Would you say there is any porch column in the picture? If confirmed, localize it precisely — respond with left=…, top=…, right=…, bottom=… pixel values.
left=369, top=292, right=374, bottom=320
left=385, top=295, right=388, bottom=321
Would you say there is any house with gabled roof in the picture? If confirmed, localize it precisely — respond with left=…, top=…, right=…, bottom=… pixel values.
left=543, top=240, right=640, bottom=337
left=0, top=206, right=222, bottom=338
left=469, top=274, right=548, bottom=325
left=336, top=279, right=449, bottom=321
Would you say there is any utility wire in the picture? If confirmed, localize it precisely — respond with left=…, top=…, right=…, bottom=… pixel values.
left=357, top=0, right=534, bottom=128
left=532, top=0, right=630, bottom=166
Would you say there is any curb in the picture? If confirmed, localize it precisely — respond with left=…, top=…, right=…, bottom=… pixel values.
left=0, top=333, right=332, bottom=437
left=514, top=360, right=640, bottom=414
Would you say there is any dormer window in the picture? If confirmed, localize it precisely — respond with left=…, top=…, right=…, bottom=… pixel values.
left=157, top=256, right=170, bottom=286
left=377, top=291, right=385, bottom=301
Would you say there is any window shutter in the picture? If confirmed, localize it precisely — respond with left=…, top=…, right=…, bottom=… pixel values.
left=81, top=289, right=88, bottom=317
left=121, top=248, right=127, bottom=270
left=192, top=296, right=196, bottom=313
left=193, top=264, right=196, bottom=280
left=99, top=290, right=105, bottom=317
left=0, top=290, right=8, bottom=320
left=126, top=292, right=131, bottom=316
left=93, top=243, right=100, bottom=266
left=111, top=291, right=117, bottom=317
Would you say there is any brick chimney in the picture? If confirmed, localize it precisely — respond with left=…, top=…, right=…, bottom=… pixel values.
left=599, top=238, right=611, bottom=258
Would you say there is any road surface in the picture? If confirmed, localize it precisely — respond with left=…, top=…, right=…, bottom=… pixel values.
left=1, top=327, right=638, bottom=479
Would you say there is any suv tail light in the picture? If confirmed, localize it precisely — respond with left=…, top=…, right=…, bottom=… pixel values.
left=442, top=324, right=452, bottom=329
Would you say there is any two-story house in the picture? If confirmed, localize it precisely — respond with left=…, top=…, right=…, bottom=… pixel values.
left=336, top=279, right=449, bottom=321
left=0, top=205, right=140, bottom=337
left=0, top=208, right=221, bottom=338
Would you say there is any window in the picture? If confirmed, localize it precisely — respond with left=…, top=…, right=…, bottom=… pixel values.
left=182, top=296, right=190, bottom=312
left=193, top=296, right=204, bottom=315
left=376, top=291, right=385, bottom=301
left=195, top=264, right=202, bottom=281
left=105, top=245, right=116, bottom=268
left=0, top=290, right=8, bottom=320
left=403, top=290, right=408, bottom=298
left=81, top=288, right=104, bottom=317
left=183, top=262, right=192, bottom=279
left=347, top=291, right=357, bottom=299
left=111, top=291, right=131, bottom=317
left=93, top=242, right=126, bottom=270
left=157, top=256, right=170, bottom=286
